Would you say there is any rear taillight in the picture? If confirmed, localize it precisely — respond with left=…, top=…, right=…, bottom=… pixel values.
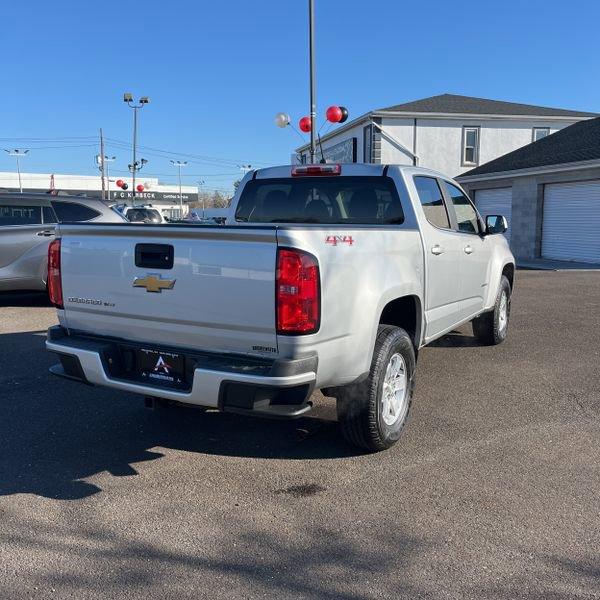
left=48, top=239, right=63, bottom=308
left=276, top=248, right=320, bottom=334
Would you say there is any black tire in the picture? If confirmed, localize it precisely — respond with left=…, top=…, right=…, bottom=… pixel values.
left=336, top=325, right=416, bottom=452
left=472, top=275, right=511, bottom=346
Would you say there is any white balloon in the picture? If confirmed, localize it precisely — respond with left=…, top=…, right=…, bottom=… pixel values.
left=143, top=181, right=151, bottom=190
left=274, top=112, right=290, bottom=128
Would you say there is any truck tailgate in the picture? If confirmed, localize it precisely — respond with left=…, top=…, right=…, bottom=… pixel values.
left=58, top=224, right=278, bottom=355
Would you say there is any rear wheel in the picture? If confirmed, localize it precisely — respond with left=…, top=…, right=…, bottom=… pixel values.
left=336, top=325, right=415, bottom=452
left=472, top=275, right=511, bottom=345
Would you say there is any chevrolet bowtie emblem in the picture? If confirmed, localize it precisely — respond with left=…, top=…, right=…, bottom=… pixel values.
left=133, top=274, right=176, bottom=293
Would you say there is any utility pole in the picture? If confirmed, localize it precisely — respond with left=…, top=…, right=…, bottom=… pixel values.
left=4, top=149, right=29, bottom=193
left=171, top=160, right=187, bottom=218
left=308, top=0, right=317, bottom=163
left=99, top=128, right=106, bottom=200
left=96, top=153, right=116, bottom=201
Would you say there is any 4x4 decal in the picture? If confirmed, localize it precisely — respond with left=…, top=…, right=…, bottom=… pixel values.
left=325, top=235, right=354, bottom=246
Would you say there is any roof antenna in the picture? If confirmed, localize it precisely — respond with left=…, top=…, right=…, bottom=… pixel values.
left=318, top=134, right=326, bottom=164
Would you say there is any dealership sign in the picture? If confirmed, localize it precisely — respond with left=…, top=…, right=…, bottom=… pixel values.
left=109, top=190, right=198, bottom=203
left=300, top=137, right=357, bottom=164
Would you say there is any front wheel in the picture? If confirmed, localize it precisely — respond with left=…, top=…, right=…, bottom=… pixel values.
left=472, top=275, right=511, bottom=345
left=336, top=325, right=416, bottom=452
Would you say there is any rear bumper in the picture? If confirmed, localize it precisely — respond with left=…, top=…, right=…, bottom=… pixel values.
left=45, top=326, right=317, bottom=418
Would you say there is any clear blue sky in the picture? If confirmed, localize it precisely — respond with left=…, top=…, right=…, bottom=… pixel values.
left=1, top=0, right=598, bottom=192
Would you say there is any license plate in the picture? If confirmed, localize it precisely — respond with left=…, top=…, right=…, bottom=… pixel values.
left=136, top=348, right=186, bottom=387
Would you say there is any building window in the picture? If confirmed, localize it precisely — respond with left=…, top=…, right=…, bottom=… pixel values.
left=533, top=127, right=550, bottom=142
left=363, top=124, right=373, bottom=163
left=462, top=127, right=480, bottom=166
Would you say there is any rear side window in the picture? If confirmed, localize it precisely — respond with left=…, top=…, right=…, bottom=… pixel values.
left=235, top=176, right=405, bottom=224
left=0, top=205, right=42, bottom=225
left=442, top=181, right=480, bottom=234
left=51, top=201, right=101, bottom=222
left=43, top=206, right=57, bottom=224
left=414, top=176, right=450, bottom=229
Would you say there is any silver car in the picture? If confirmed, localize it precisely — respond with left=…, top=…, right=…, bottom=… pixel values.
left=0, top=194, right=125, bottom=292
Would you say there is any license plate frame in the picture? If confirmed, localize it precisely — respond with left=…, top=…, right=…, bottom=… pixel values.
left=135, top=347, right=186, bottom=388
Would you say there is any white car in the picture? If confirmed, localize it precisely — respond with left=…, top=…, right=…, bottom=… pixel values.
left=119, top=205, right=166, bottom=224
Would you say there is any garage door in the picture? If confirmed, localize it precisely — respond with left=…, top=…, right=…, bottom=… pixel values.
left=542, top=181, right=600, bottom=263
left=475, top=188, right=512, bottom=242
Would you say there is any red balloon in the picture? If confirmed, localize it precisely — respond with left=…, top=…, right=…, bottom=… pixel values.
left=299, top=116, right=312, bottom=133
left=116, top=179, right=124, bottom=188
left=136, top=184, right=145, bottom=192
left=326, top=105, right=343, bottom=123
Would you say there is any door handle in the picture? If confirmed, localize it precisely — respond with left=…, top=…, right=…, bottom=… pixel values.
left=431, top=245, right=444, bottom=255
left=36, top=230, right=55, bottom=237
left=463, top=245, right=474, bottom=254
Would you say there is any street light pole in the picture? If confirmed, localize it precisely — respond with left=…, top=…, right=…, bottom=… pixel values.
left=4, top=149, right=29, bottom=193
left=308, top=0, right=317, bottom=163
left=123, top=93, right=150, bottom=203
left=198, top=179, right=205, bottom=220
left=104, top=156, right=116, bottom=201
left=171, top=160, right=187, bottom=218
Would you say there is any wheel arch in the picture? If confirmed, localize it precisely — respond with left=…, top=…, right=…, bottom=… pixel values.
left=502, top=262, right=515, bottom=291
left=378, top=294, right=423, bottom=350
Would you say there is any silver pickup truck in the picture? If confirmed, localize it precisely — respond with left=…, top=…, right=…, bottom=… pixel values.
left=46, top=164, right=514, bottom=452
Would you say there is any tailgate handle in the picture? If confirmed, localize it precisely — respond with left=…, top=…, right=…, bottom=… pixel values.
left=135, top=244, right=174, bottom=269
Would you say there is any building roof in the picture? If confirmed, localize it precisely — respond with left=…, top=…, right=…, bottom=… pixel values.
left=459, top=117, right=600, bottom=178
left=378, top=93, right=597, bottom=118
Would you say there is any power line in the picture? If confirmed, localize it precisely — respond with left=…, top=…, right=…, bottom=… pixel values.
left=109, top=169, right=239, bottom=177
left=105, top=136, right=265, bottom=167
left=0, top=144, right=98, bottom=150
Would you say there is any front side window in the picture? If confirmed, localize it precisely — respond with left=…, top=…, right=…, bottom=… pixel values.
left=414, top=176, right=450, bottom=229
left=51, top=201, right=101, bottom=222
left=533, top=127, right=550, bottom=142
left=462, top=127, right=480, bottom=165
left=235, top=176, right=406, bottom=225
left=443, top=181, right=480, bottom=234
left=0, top=204, right=42, bottom=225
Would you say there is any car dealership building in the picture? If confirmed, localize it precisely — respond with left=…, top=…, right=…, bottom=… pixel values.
left=0, top=171, right=198, bottom=219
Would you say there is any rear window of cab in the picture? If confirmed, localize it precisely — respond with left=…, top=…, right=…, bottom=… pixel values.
left=235, top=176, right=405, bottom=225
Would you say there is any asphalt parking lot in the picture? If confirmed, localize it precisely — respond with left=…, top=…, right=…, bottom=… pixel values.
left=1, top=270, right=599, bottom=600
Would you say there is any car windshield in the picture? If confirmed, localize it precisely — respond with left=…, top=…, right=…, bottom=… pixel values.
left=126, top=208, right=162, bottom=223
left=235, top=176, right=406, bottom=224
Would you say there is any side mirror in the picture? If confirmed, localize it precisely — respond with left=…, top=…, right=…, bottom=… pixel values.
left=485, top=215, right=508, bottom=235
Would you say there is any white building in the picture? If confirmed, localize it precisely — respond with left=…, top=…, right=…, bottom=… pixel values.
left=0, top=171, right=198, bottom=219
left=295, top=94, right=596, bottom=176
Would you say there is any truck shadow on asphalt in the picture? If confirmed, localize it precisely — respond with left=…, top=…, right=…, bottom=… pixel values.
left=0, top=331, right=361, bottom=501
left=428, top=329, right=480, bottom=347
left=0, top=291, right=52, bottom=308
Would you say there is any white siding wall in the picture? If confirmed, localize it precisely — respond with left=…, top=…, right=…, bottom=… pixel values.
left=297, top=117, right=577, bottom=176
left=379, top=118, right=416, bottom=164
left=380, top=118, right=572, bottom=176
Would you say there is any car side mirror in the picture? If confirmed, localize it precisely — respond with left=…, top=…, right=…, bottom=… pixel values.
left=485, top=215, right=508, bottom=235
